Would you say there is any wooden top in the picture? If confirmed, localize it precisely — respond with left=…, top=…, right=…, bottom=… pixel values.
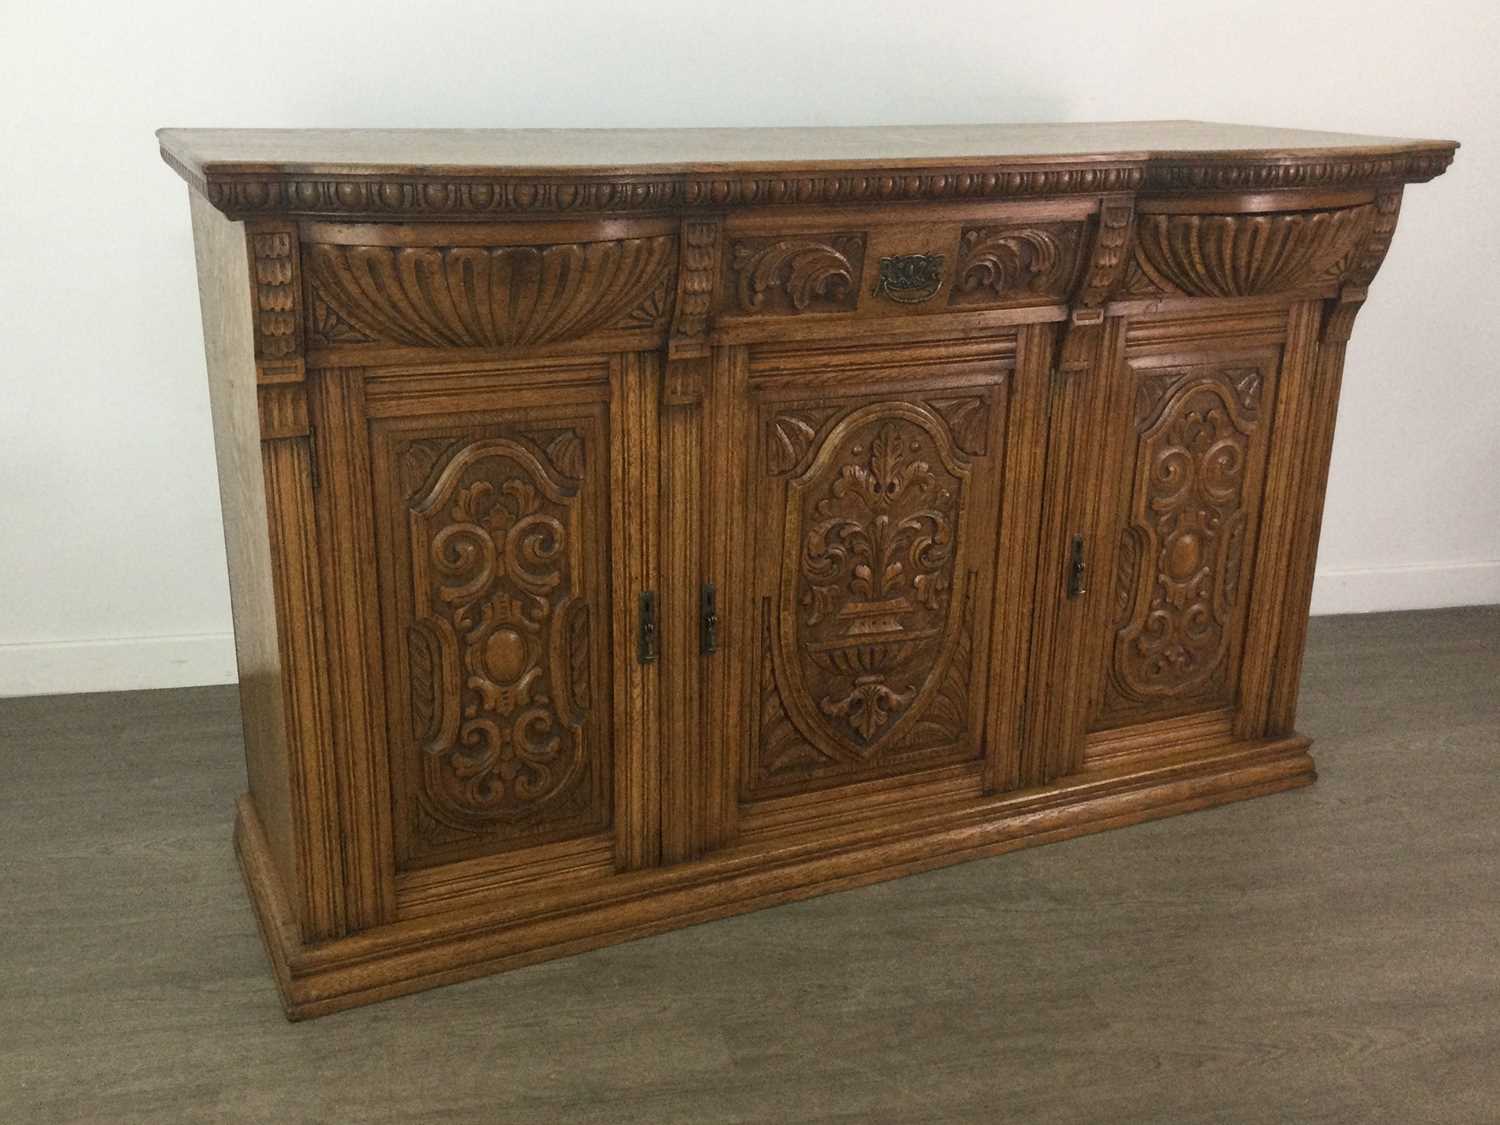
left=159, top=121, right=1457, bottom=221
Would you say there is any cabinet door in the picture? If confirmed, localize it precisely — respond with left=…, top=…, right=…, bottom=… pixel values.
left=699, top=332, right=1049, bottom=854
left=1037, top=306, right=1313, bottom=778
left=314, top=355, right=659, bottom=924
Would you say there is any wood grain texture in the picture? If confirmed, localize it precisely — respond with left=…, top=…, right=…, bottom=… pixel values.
left=4, top=608, right=1498, bottom=1121
left=167, top=124, right=1454, bottom=1016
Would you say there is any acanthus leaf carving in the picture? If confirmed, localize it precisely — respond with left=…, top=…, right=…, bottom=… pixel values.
left=766, top=405, right=841, bottom=476
left=730, top=233, right=865, bottom=315
left=777, top=403, right=970, bottom=760
left=930, top=396, right=990, bottom=456
left=951, top=224, right=1080, bottom=306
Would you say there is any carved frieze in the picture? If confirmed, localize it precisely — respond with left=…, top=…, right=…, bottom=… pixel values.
left=1126, top=206, right=1375, bottom=298
left=303, top=236, right=676, bottom=348
left=728, top=234, right=866, bottom=315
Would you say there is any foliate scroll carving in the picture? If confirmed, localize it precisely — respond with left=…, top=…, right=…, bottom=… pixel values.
left=303, top=236, right=676, bottom=348
left=729, top=234, right=865, bottom=315
left=1127, top=206, right=1374, bottom=298
left=766, top=406, right=841, bottom=476
left=930, top=396, right=990, bottom=456
left=950, top=224, right=1082, bottom=306
left=403, top=432, right=602, bottom=843
left=1104, top=367, right=1266, bottom=718
left=248, top=227, right=304, bottom=381
left=774, top=402, right=973, bottom=763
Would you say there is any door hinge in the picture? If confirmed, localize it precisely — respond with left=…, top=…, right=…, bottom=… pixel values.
left=700, top=583, right=719, bottom=655
left=638, top=591, right=658, bottom=664
left=306, top=425, right=320, bottom=491
left=1067, top=535, right=1087, bottom=599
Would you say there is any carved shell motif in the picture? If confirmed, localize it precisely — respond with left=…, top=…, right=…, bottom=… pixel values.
left=1129, top=206, right=1374, bottom=298
left=303, top=236, right=676, bottom=347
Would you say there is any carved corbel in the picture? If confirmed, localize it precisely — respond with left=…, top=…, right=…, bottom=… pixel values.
left=1057, top=195, right=1135, bottom=377
left=247, top=223, right=311, bottom=442
left=247, top=224, right=305, bottom=383
left=1322, top=188, right=1404, bottom=344
left=663, top=217, right=724, bottom=406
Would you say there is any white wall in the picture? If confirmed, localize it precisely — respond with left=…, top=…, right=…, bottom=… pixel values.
left=2, top=0, right=1496, bottom=696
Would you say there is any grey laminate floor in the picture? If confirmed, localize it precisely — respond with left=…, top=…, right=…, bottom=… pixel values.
left=2, top=607, right=1497, bottom=1124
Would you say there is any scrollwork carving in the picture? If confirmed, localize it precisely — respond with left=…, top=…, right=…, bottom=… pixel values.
left=402, top=432, right=601, bottom=840
left=1105, top=367, right=1266, bottom=716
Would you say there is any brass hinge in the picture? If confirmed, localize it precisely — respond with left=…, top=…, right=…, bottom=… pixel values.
left=1067, top=535, right=1087, bottom=598
left=638, top=591, right=658, bottom=664
left=306, top=425, right=320, bottom=491
left=700, top=583, right=719, bottom=655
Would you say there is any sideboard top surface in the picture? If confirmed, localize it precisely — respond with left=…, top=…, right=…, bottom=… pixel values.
left=160, top=120, right=1456, bottom=220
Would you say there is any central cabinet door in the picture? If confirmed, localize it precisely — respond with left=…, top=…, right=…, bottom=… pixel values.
left=703, top=333, right=1048, bottom=854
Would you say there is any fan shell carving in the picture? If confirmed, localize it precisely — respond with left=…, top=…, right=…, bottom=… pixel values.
left=303, top=236, right=676, bottom=348
left=1128, top=206, right=1374, bottom=298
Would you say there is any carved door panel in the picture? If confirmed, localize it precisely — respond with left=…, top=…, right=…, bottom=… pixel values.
left=321, top=356, right=657, bottom=920
left=1042, top=324, right=1294, bottom=777
left=703, top=336, right=1045, bottom=854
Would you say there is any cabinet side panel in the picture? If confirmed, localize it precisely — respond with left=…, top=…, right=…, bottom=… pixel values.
left=189, top=191, right=298, bottom=904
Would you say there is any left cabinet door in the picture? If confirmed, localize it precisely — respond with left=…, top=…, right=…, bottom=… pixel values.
left=312, top=355, right=660, bottom=924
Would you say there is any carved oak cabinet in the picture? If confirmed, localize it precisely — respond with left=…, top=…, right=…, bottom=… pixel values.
left=160, top=122, right=1455, bottom=1018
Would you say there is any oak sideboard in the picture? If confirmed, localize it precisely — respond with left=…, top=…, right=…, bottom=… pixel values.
left=160, top=122, right=1456, bottom=1019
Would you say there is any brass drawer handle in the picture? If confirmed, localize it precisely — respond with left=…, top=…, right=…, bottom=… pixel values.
left=872, top=254, right=945, bottom=303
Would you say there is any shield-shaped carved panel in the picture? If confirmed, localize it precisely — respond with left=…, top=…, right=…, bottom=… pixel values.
left=774, top=401, right=972, bottom=763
